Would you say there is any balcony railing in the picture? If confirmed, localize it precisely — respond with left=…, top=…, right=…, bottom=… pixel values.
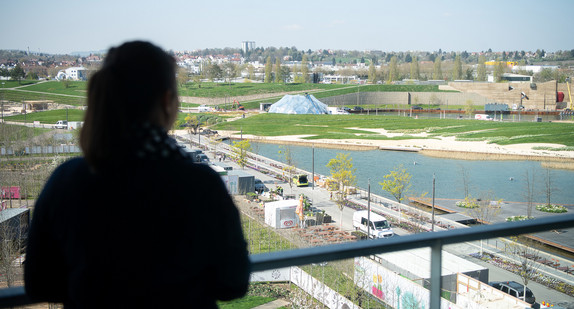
left=2, top=214, right=574, bottom=308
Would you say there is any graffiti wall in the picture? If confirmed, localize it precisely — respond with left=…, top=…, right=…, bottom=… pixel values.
left=354, top=256, right=458, bottom=309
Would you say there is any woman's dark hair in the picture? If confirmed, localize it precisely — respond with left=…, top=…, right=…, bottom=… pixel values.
left=80, top=41, right=177, bottom=171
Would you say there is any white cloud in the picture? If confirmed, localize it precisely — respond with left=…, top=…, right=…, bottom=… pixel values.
left=283, top=24, right=304, bottom=31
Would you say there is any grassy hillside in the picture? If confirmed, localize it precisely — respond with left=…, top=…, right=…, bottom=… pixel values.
left=5, top=109, right=85, bottom=123
left=213, top=113, right=574, bottom=146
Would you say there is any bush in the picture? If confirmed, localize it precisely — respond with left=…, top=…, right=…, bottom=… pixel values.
left=456, top=197, right=478, bottom=209
left=536, top=204, right=567, bottom=213
left=506, top=215, right=534, bottom=222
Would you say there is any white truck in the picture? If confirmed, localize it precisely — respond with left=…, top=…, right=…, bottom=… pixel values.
left=474, top=114, right=493, bottom=121
left=352, top=210, right=394, bottom=239
left=53, top=120, right=68, bottom=129
left=53, top=120, right=83, bottom=130
left=197, top=105, right=213, bottom=113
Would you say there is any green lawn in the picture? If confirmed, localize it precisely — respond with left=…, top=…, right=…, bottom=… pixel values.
left=213, top=114, right=574, bottom=146
left=0, top=80, right=39, bottom=88
left=179, top=82, right=350, bottom=98
left=16, top=80, right=87, bottom=96
left=218, top=295, right=275, bottom=309
left=5, top=109, right=85, bottom=124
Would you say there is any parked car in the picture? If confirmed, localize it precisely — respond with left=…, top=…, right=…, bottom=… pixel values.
left=292, top=174, right=308, bottom=187
left=353, top=106, right=364, bottom=111
left=196, top=153, right=210, bottom=164
left=254, top=179, right=268, bottom=193
left=412, top=106, right=423, bottom=110
left=488, top=281, right=535, bottom=304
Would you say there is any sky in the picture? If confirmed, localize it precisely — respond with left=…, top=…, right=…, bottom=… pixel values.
left=1, top=0, right=573, bottom=55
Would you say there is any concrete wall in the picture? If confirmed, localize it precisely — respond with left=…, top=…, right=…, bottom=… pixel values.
left=449, top=81, right=559, bottom=111
left=320, top=91, right=489, bottom=108
left=320, top=81, right=572, bottom=111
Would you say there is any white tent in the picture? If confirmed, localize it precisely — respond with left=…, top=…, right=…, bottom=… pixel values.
left=268, top=94, right=329, bottom=114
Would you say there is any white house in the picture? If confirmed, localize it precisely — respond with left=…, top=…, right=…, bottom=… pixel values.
left=55, top=67, right=87, bottom=81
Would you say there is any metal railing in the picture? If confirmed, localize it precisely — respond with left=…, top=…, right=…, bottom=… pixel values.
left=2, top=214, right=574, bottom=308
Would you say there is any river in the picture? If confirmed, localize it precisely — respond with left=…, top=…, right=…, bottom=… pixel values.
left=246, top=142, right=574, bottom=205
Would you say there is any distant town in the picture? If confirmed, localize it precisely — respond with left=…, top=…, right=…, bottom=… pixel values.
left=1, top=42, right=573, bottom=85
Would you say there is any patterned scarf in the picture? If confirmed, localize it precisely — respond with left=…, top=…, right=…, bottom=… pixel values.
left=127, top=122, right=191, bottom=161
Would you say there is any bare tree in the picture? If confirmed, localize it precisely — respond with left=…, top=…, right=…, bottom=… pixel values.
left=465, top=192, right=501, bottom=255
left=279, top=145, right=296, bottom=192
left=0, top=213, right=27, bottom=287
left=460, top=165, right=471, bottom=199
left=542, top=168, right=557, bottom=207
left=523, top=169, right=535, bottom=218
left=506, top=237, right=541, bottom=301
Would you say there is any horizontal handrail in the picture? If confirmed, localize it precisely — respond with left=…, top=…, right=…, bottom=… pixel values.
left=250, top=214, right=574, bottom=271
left=1, top=214, right=573, bottom=308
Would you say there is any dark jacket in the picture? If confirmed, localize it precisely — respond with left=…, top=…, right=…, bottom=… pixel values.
left=25, top=155, right=250, bottom=308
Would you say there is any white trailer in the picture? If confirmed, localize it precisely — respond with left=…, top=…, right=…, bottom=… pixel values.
left=264, top=199, right=300, bottom=229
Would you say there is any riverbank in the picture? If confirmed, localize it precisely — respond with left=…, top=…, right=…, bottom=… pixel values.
left=217, top=130, right=574, bottom=167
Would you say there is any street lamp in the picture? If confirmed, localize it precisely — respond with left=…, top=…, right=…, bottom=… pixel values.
left=1, top=82, right=4, bottom=123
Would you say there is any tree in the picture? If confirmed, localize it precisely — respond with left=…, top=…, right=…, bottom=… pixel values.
left=223, top=62, right=237, bottom=84
left=231, top=139, right=251, bottom=169
left=301, top=54, right=309, bottom=83
left=460, top=165, right=472, bottom=198
left=432, top=57, right=442, bottom=80
left=280, top=66, right=291, bottom=83
left=380, top=165, right=411, bottom=203
left=0, top=217, right=27, bottom=287
left=274, top=58, right=282, bottom=83
left=506, top=237, right=541, bottom=299
left=452, top=54, right=462, bottom=80
left=279, top=145, right=296, bottom=191
left=465, top=67, right=474, bottom=80
left=465, top=192, right=502, bottom=254
left=206, top=63, right=222, bottom=81
left=192, top=73, right=204, bottom=88
left=293, top=64, right=304, bottom=83
left=410, top=56, right=419, bottom=80
left=247, top=64, right=255, bottom=80
left=494, top=60, right=505, bottom=82
left=380, top=165, right=411, bottom=224
left=10, top=64, right=25, bottom=84
left=264, top=56, right=272, bottom=83
left=542, top=168, right=556, bottom=207
left=476, top=55, right=486, bottom=81
left=387, top=56, right=398, bottom=84
left=405, top=53, right=412, bottom=63
left=177, top=67, right=189, bottom=87
left=184, top=113, right=201, bottom=137
left=464, top=99, right=475, bottom=119
left=326, top=153, right=357, bottom=229
left=523, top=169, right=535, bottom=218
left=368, top=61, right=376, bottom=83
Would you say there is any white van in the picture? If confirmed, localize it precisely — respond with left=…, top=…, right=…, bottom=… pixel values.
left=352, top=210, right=394, bottom=238
left=198, top=105, right=212, bottom=113
left=474, top=114, right=493, bottom=121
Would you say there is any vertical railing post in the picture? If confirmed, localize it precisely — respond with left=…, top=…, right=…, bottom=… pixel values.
left=430, top=239, right=442, bottom=309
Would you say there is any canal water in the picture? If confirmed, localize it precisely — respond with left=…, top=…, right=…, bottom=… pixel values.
left=247, top=142, right=574, bottom=205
